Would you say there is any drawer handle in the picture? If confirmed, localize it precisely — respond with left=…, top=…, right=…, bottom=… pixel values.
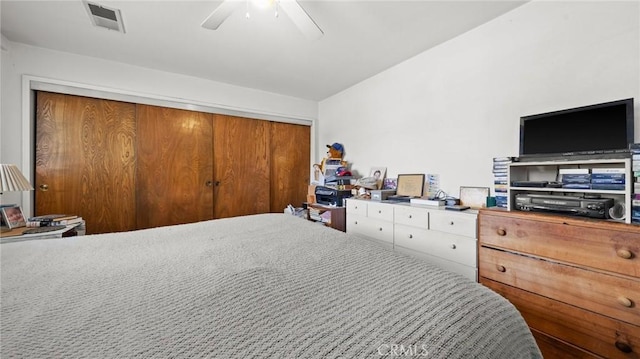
left=450, top=244, right=456, bottom=250
left=496, top=265, right=506, bottom=273
left=409, top=234, right=413, bottom=239
left=378, top=210, right=382, bottom=214
left=408, top=215, right=412, bottom=219
left=617, top=296, right=633, bottom=308
left=617, top=249, right=633, bottom=259
left=615, top=341, right=633, bottom=353
left=379, top=227, right=383, bottom=231
left=449, top=221, right=454, bottom=225
left=354, top=221, right=358, bottom=225
left=497, top=228, right=507, bottom=236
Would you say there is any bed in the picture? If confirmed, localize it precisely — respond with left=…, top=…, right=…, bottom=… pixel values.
left=1, top=213, right=541, bottom=358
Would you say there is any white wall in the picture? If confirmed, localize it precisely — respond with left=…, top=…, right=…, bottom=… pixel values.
left=0, top=38, right=318, bottom=213
left=319, top=1, right=640, bottom=197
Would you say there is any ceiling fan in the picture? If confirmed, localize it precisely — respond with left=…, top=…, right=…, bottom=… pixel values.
left=201, top=0, right=323, bottom=40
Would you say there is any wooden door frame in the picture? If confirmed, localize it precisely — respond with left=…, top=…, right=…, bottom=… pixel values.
left=19, top=75, right=317, bottom=218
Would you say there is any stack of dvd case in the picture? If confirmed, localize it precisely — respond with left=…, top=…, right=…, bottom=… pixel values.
left=560, top=168, right=591, bottom=189
left=590, top=168, right=626, bottom=191
left=493, top=157, right=514, bottom=208
left=631, top=143, right=640, bottom=224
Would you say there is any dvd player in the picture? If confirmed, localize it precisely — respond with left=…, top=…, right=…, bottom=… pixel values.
left=514, top=193, right=613, bottom=219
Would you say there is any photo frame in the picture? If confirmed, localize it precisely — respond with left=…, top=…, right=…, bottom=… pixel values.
left=383, top=178, right=397, bottom=190
left=369, top=167, right=387, bottom=190
left=459, top=186, right=490, bottom=209
left=396, top=174, right=425, bottom=197
left=1, top=205, right=26, bottom=229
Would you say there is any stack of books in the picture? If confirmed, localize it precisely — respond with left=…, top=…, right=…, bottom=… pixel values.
left=590, top=168, right=626, bottom=191
left=560, top=168, right=591, bottom=189
left=26, top=214, right=84, bottom=227
left=492, top=157, right=513, bottom=208
left=631, top=143, right=640, bottom=224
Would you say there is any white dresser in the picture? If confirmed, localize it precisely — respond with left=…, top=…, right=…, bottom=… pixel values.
left=346, top=198, right=478, bottom=281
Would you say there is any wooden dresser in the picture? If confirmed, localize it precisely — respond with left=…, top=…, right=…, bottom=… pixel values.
left=478, top=209, right=640, bottom=358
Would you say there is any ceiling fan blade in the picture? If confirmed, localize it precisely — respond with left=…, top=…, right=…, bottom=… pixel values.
left=201, top=1, right=242, bottom=30
left=279, top=0, right=323, bottom=40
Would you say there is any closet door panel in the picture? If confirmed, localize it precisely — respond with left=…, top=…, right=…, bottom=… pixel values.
left=35, top=92, right=137, bottom=234
left=270, top=122, right=310, bottom=212
left=213, top=114, right=270, bottom=218
left=136, top=105, right=214, bottom=229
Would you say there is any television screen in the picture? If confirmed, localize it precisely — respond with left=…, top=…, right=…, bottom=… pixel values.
left=519, top=98, right=634, bottom=157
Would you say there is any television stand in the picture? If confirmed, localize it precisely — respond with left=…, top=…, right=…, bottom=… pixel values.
left=507, top=157, right=633, bottom=223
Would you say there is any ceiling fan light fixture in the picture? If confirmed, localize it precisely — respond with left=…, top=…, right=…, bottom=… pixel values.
left=251, top=0, right=274, bottom=10
left=202, top=0, right=322, bottom=40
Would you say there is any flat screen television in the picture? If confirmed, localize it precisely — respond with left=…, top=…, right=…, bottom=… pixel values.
left=519, top=98, right=635, bottom=159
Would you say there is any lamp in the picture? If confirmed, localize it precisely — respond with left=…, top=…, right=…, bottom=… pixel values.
left=0, top=164, right=34, bottom=193
left=0, top=164, right=33, bottom=233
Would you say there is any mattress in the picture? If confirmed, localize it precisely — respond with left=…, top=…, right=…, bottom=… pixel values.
left=1, top=213, right=541, bottom=358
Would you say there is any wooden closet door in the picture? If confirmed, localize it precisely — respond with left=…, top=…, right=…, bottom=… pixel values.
left=35, top=92, right=137, bottom=234
left=270, top=122, right=310, bottom=212
left=213, top=114, right=270, bottom=218
left=136, top=105, right=214, bottom=229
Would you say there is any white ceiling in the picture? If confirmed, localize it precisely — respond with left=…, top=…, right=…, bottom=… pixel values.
left=1, top=0, right=527, bottom=101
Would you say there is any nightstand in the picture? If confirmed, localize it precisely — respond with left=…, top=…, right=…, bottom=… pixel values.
left=306, top=203, right=346, bottom=232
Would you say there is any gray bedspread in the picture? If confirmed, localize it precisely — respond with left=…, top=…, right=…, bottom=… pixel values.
left=1, top=214, right=541, bottom=358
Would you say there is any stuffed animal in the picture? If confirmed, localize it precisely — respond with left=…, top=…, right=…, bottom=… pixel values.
left=313, top=143, right=347, bottom=181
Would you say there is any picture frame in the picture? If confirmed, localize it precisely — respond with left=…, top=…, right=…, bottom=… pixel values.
left=383, top=178, right=397, bottom=190
left=396, top=174, right=425, bottom=197
left=1, top=205, right=26, bottom=229
left=369, top=167, right=387, bottom=190
left=459, top=186, right=490, bottom=209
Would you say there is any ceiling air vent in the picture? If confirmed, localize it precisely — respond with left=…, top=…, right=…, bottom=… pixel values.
left=83, top=1, right=125, bottom=33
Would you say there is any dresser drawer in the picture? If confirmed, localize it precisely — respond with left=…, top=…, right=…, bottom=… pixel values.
left=479, top=211, right=640, bottom=278
left=347, top=214, right=393, bottom=244
left=394, top=205, right=429, bottom=228
left=397, top=247, right=477, bottom=282
left=346, top=199, right=367, bottom=217
left=531, top=329, right=601, bottom=359
left=479, top=246, right=640, bottom=326
left=395, top=224, right=477, bottom=267
left=483, top=279, right=640, bottom=359
left=367, top=201, right=394, bottom=222
left=429, top=210, right=477, bottom=238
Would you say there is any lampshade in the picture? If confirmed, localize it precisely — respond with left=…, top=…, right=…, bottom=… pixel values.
left=0, top=164, right=34, bottom=192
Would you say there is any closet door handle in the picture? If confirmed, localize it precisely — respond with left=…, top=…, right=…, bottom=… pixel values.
left=39, top=184, right=49, bottom=191
left=205, top=180, right=214, bottom=187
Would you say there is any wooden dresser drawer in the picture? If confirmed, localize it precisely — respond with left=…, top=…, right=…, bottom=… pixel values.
left=530, top=329, right=601, bottom=359
left=479, top=211, right=640, bottom=278
left=479, top=246, right=640, bottom=326
left=395, top=224, right=477, bottom=267
left=367, top=201, right=394, bottom=222
left=394, top=206, right=429, bottom=228
left=346, top=199, right=367, bottom=216
left=483, top=278, right=640, bottom=359
left=429, top=210, right=477, bottom=238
